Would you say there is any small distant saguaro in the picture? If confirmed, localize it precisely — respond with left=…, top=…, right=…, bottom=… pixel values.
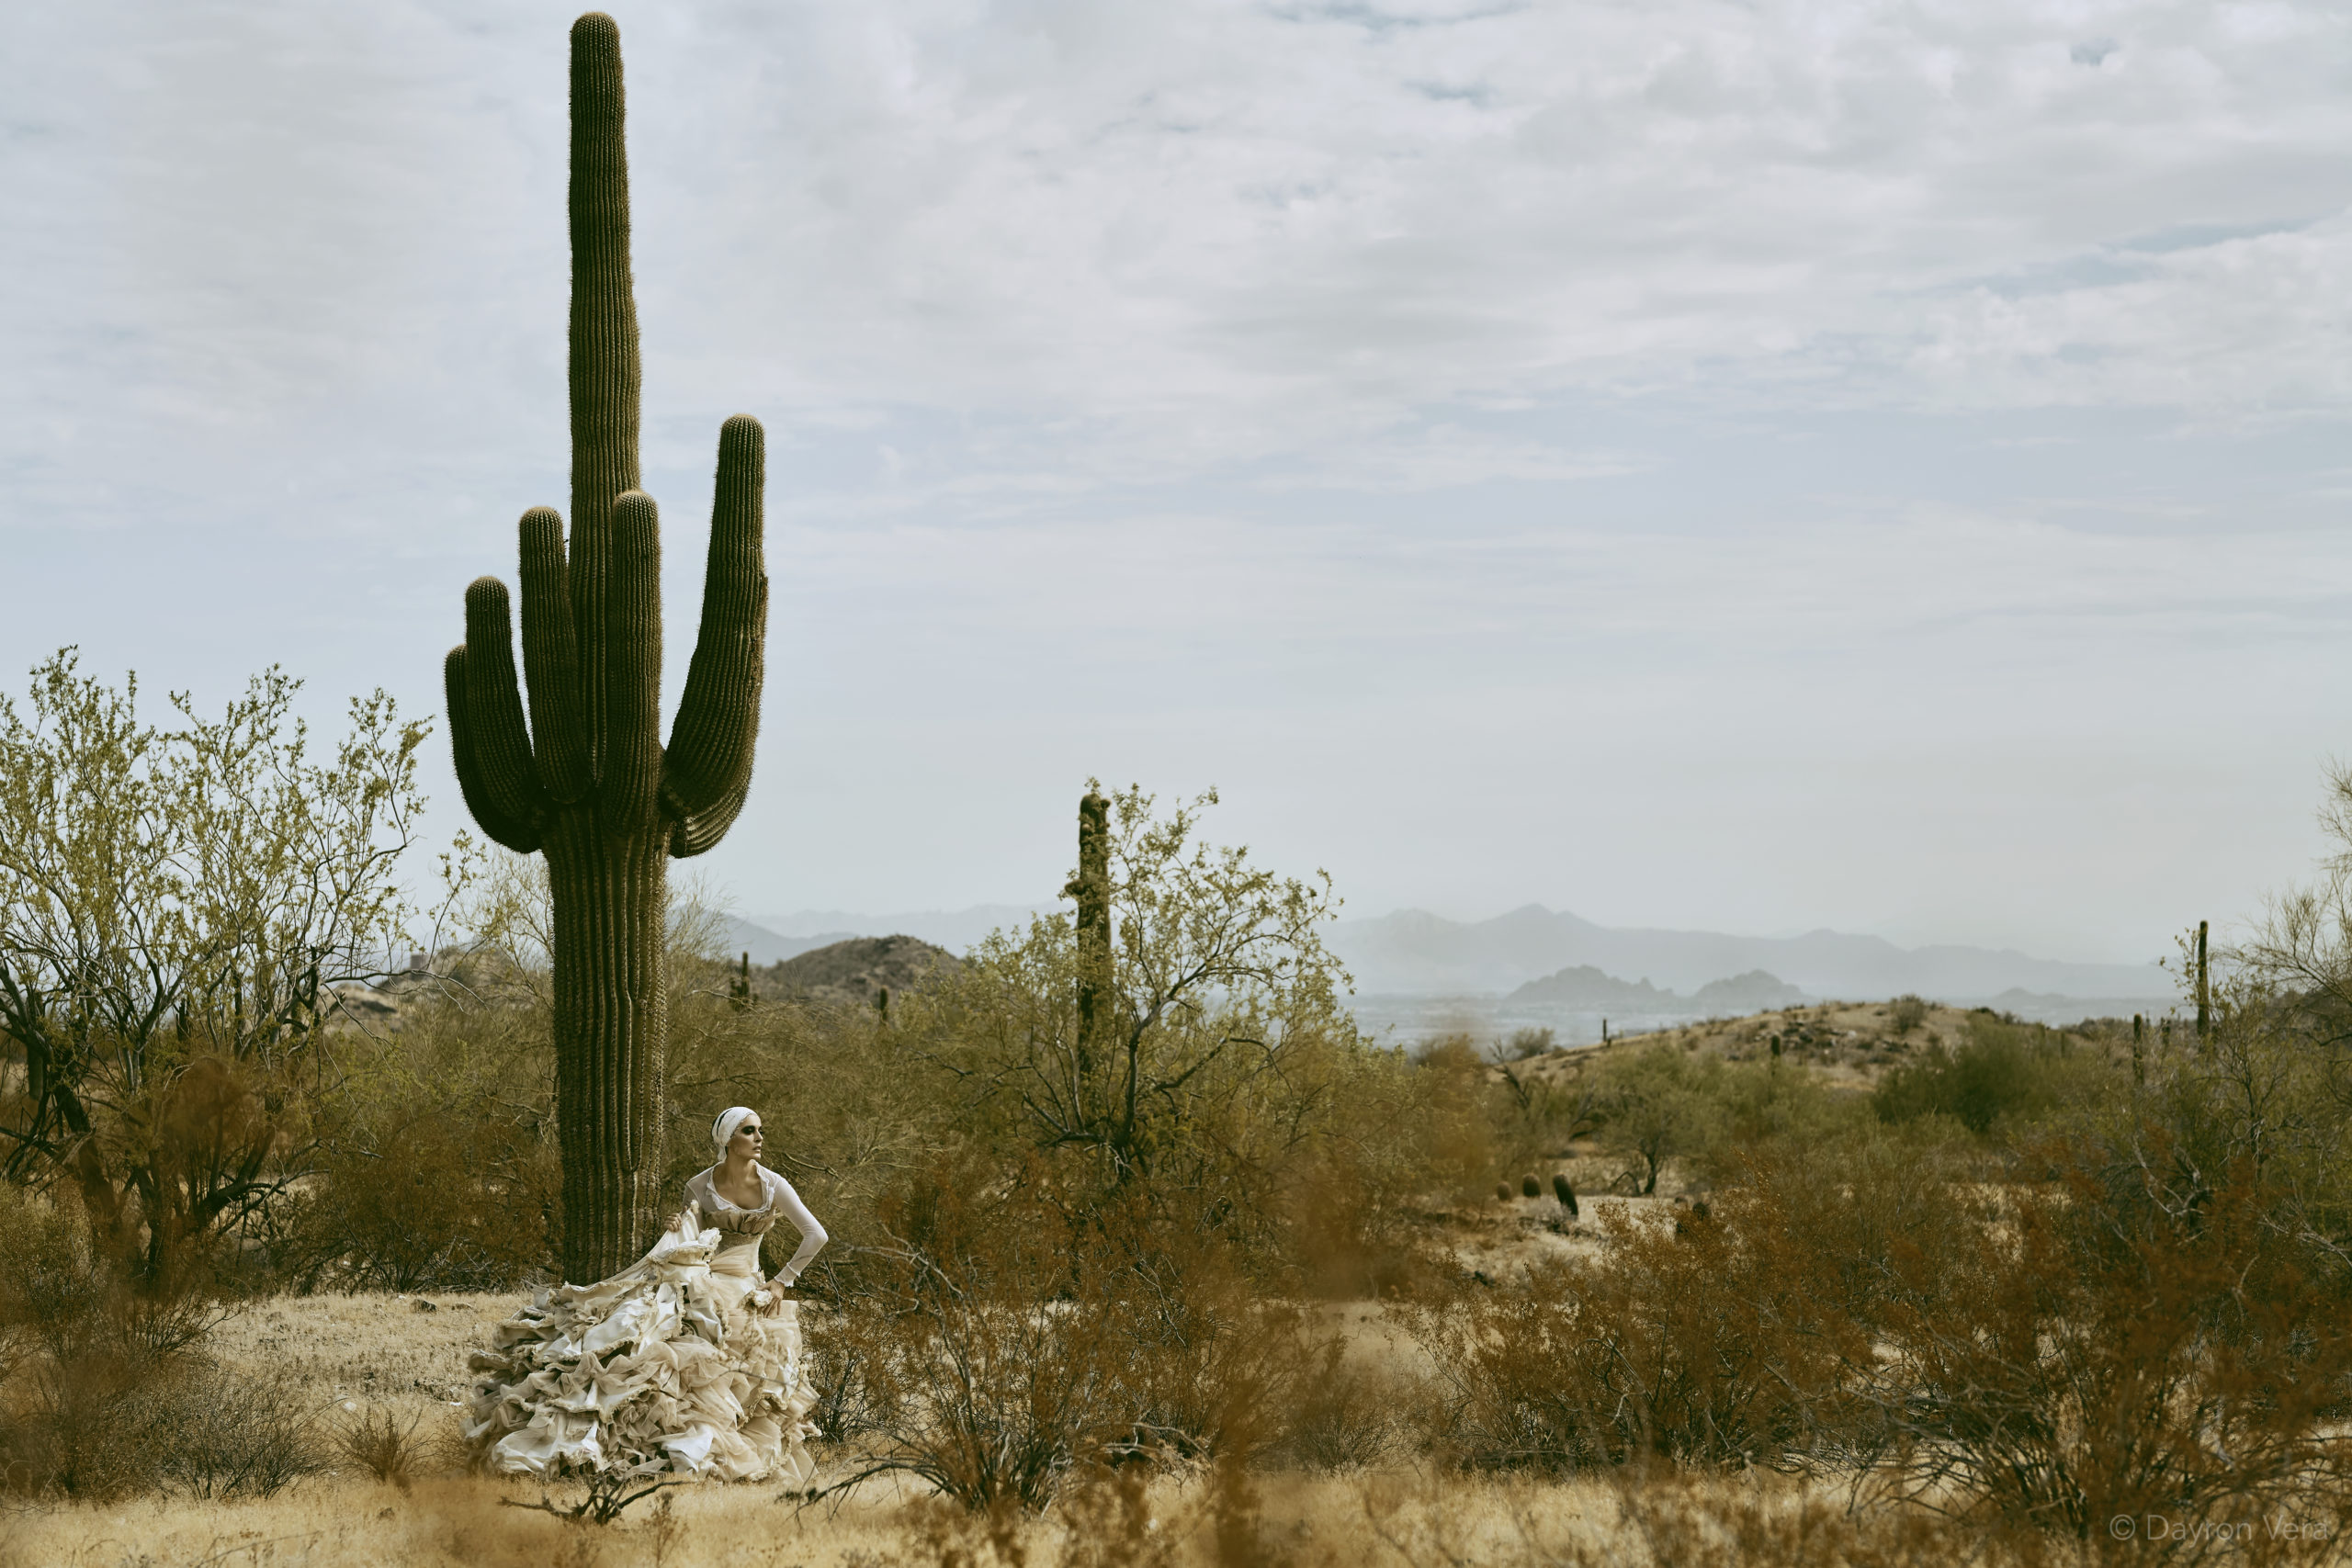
left=444, top=14, right=769, bottom=1284
left=2194, top=919, right=2211, bottom=1048
left=1067, top=790, right=1112, bottom=1072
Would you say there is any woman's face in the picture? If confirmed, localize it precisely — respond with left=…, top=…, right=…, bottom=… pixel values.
left=729, top=1116, right=763, bottom=1165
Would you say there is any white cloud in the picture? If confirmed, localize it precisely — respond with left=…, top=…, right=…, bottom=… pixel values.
left=5, top=0, right=2351, bottom=961
left=16, top=0, right=2352, bottom=502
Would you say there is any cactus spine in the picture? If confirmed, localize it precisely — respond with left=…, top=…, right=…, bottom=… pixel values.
left=445, top=13, right=768, bottom=1284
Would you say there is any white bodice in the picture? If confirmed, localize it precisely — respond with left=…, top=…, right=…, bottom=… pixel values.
left=684, top=1164, right=828, bottom=1284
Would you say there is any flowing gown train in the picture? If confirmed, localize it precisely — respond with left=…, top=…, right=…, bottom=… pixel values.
left=463, top=1165, right=827, bottom=1484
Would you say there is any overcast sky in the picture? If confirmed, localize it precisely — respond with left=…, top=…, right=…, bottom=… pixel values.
left=6, top=0, right=2351, bottom=965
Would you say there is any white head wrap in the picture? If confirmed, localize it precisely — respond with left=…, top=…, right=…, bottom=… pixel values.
left=712, top=1106, right=758, bottom=1158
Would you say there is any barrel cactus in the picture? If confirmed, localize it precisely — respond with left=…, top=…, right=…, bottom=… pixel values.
left=1553, top=1171, right=1578, bottom=1218
left=445, top=13, right=768, bottom=1283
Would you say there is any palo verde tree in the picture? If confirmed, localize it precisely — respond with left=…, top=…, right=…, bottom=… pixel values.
left=0, top=651, right=434, bottom=1281
left=444, top=14, right=769, bottom=1282
left=928, top=784, right=1363, bottom=1216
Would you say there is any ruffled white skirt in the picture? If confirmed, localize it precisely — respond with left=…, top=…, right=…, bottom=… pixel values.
left=462, top=1221, right=819, bottom=1484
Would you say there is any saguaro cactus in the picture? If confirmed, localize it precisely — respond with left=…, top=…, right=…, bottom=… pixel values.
left=445, top=13, right=768, bottom=1284
left=1066, top=790, right=1112, bottom=1071
left=2195, top=919, right=2211, bottom=1048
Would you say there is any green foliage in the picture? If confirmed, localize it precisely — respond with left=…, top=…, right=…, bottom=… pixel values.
left=906, top=784, right=1401, bottom=1242
left=1591, top=1044, right=1724, bottom=1195
left=1889, top=994, right=1930, bottom=1035
left=0, top=650, right=446, bottom=1282
left=1871, top=1014, right=2111, bottom=1136
left=1502, top=1026, right=1555, bottom=1061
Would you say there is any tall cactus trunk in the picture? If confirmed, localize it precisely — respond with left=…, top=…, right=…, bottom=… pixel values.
left=1070, top=791, right=1112, bottom=1074
left=546, top=825, right=670, bottom=1276
left=446, top=13, right=770, bottom=1284
left=2194, top=919, right=2211, bottom=1050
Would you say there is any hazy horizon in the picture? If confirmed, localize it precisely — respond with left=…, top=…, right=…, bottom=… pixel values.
left=8, top=3, right=2350, bottom=972
left=730, top=896, right=2180, bottom=972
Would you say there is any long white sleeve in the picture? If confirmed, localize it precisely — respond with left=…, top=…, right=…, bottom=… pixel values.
left=763, top=1168, right=828, bottom=1283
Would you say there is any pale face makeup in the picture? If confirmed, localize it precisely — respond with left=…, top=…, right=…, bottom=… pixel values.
left=727, top=1117, right=763, bottom=1168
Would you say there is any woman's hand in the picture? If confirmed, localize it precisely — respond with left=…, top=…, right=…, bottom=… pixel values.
left=756, top=1282, right=789, bottom=1315
left=666, top=1208, right=695, bottom=1236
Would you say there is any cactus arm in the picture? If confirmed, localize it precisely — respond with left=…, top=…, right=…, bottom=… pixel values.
left=518, top=506, right=593, bottom=803
left=662, top=414, right=767, bottom=820
left=667, top=779, right=752, bottom=859
left=605, top=491, right=664, bottom=819
left=461, top=577, right=551, bottom=838
left=566, top=12, right=642, bottom=784
left=444, top=647, right=543, bottom=853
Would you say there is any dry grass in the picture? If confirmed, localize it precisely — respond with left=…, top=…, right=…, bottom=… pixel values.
left=206, top=1291, right=528, bottom=1433
left=10, top=1231, right=2347, bottom=1564
left=0, top=1464, right=2094, bottom=1568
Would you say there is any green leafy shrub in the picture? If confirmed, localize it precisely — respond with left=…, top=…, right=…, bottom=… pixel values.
left=1591, top=1044, right=1724, bottom=1194
left=1871, top=1015, right=2104, bottom=1136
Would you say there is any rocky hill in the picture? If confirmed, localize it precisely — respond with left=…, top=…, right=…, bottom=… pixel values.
left=755, top=934, right=963, bottom=1012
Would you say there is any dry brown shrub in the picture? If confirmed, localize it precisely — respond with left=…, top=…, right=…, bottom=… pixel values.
left=1268, top=1340, right=1398, bottom=1472
left=1861, top=1137, right=2352, bottom=1552
left=0, top=1184, right=326, bottom=1502
left=1357, top=1468, right=2054, bottom=1568
left=829, top=1161, right=1336, bottom=1512
left=1408, top=1144, right=1951, bottom=1473
left=334, top=1403, right=430, bottom=1488
left=285, top=1101, right=559, bottom=1293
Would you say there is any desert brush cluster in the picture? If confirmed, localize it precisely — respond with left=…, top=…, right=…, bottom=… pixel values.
left=6, top=10, right=2352, bottom=1567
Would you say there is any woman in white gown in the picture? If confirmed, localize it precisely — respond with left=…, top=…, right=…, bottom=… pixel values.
left=463, top=1107, right=830, bottom=1484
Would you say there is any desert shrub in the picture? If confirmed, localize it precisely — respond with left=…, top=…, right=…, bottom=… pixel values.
left=1591, top=1043, right=1724, bottom=1194
left=834, top=1164, right=1332, bottom=1510
left=1408, top=1035, right=1512, bottom=1202
left=291, top=1101, right=558, bottom=1292
left=1872, top=1014, right=2110, bottom=1137
left=1503, top=1027, right=1556, bottom=1060
left=1693, top=1057, right=1876, bottom=1179
left=1270, top=1338, right=1397, bottom=1471
left=1889, top=994, right=1931, bottom=1035
left=1408, top=1143, right=1959, bottom=1475
left=1862, top=1141, right=2352, bottom=1547
left=142, top=1363, right=323, bottom=1499
left=802, top=1301, right=910, bottom=1445
left=0, top=1184, right=322, bottom=1500
left=893, top=784, right=1451, bottom=1281
left=0, top=1185, right=211, bottom=1497
left=333, top=1404, right=429, bottom=1488
left=835, top=1186, right=1129, bottom=1510
left=0, top=656, right=458, bottom=1289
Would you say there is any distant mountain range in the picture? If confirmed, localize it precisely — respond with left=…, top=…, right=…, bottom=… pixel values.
left=1327, top=905, right=2174, bottom=1004
left=720, top=899, right=2177, bottom=1008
